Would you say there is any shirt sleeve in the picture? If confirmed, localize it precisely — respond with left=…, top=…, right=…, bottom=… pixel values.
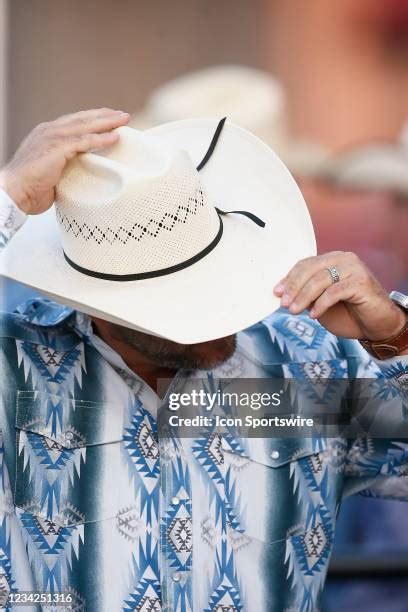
left=342, top=339, right=408, bottom=500
left=0, top=188, right=27, bottom=251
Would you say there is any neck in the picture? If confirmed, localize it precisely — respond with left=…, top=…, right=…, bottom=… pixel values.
left=91, top=318, right=177, bottom=394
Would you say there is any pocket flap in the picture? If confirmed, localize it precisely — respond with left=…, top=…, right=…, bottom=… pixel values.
left=16, top=390, right=123, bottom=448
left=221, top=435, right=326, bottom=467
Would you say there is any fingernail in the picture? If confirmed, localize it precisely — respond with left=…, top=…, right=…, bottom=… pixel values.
left=281, top=293, right=291, bottom=307
left=289, top=302, right=299, bottom=313
left=274, top=283, right=284, bottom=295
left=309, top=308, right=316, bottom=318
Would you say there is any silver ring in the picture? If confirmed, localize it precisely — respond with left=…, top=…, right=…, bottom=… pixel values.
left=326, top=266, right=340, bottom=284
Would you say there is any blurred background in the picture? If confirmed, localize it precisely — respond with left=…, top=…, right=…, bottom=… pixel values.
left=1, top=1, right=407, bottom=609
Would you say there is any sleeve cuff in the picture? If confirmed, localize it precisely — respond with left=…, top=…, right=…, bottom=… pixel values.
left=0, top=188, right=27, bottom=234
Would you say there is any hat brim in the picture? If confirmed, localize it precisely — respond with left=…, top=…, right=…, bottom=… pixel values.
left=0, top=119, right=316, bottom=344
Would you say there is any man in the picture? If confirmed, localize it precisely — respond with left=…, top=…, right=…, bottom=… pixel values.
left=0, top=109, right=407, bottom=612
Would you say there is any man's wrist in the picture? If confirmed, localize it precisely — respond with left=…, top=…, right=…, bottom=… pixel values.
left=0, top=181, right=27, bottom=240
left=362, top=301, right=406, bottom=342
left=0, top=168, right=30, bottom=214
left=382, top=305, right=408, bottom=340
left=383, top=299, right=408, bottom=356
left=360, top=308, right=408, bottom=359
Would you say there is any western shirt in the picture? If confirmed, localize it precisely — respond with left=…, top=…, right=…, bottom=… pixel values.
left=0, top=190, right=407, bottom=611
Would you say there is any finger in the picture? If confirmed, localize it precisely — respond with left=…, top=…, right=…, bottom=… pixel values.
left=75, top=112, right=130, bottom=135
left=273, top=255, right=332, bottom=304
left=64, top=130, right=121, bottom=158
left=274, top=252, right=351, bottom=307
left=273, top=278, right=286, bottom=297
left=287, top=268, right=334, bottom=314
left=54, top=108, right=130, bottom=136
left=64, top=111, right=130, bottom=136
left=309, top=279, right=355, bottom=319
left=55, top=108, right=123, bottom=125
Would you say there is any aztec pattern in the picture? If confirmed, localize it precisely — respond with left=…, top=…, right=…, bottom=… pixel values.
left=56, top=187, right=206, bottom=246
left=0, top=298, right=406, bottom=611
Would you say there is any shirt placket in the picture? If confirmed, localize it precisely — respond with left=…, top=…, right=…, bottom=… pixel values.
left=158, top=374, right=193, bottom=612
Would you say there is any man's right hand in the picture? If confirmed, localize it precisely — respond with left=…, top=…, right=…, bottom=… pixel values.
left=0, top=108, right=130, bottom=215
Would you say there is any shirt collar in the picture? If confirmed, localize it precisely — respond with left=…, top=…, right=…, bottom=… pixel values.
left=14, top=297, right=254, bottom=389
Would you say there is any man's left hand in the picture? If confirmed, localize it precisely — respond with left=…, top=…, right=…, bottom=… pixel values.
left=274, top=251, right=406, bottom=341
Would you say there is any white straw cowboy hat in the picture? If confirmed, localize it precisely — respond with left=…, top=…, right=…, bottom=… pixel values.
left=0, top=118, right=316, bottom=344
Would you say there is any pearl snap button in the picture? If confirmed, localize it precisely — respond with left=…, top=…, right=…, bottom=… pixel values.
left=171, top=496, right=180, bottom=506
left=172, top=572, right=181, bottom=582
left=65, top=432, right=74, bottom=440
left=270, top=450, right=280, bottom=460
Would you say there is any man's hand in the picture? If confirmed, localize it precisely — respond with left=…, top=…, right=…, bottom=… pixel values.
left=274, top=251, right=406, bottom=342
left=0, top=108, right=130, bottom=215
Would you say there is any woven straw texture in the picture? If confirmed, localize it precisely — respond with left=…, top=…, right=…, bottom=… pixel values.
left=55, top=128, right=220, bottom=275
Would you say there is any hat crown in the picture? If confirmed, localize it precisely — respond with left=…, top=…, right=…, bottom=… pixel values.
left=55, top=127, right=220, bottom=277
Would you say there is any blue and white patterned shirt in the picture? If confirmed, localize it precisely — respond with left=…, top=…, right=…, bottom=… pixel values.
left=0, top=193, right=407, bottom=611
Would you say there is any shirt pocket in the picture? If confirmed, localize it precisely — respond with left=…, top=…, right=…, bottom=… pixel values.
left=14, top=390, right=125, bottom=527
left=222, top=435, right=329, bottom=545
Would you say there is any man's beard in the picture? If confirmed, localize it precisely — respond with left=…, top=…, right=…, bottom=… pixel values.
left=109, top=325, right=237, bottom=370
